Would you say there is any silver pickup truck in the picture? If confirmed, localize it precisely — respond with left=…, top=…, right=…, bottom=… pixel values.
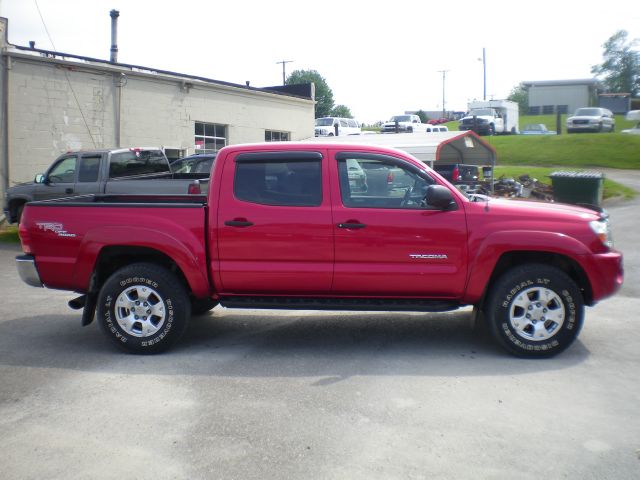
left=3, top=147, right=210, bottom=223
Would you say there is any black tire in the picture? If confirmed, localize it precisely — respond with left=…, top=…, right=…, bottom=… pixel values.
left=96, top=263, right=191, bottom=354
left=15, top=204, right=24, bottom=225
left=191, top=298, right=218, bottom=316
left=407, top=127, right=413, bottom=133
left=484, top=264, right=584, bottom=358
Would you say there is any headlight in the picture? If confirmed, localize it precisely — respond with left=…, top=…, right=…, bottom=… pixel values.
left=589, top=219, right=613, bottom=248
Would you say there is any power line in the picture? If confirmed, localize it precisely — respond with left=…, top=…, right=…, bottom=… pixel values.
left=33, top=0, right=98, bottom=148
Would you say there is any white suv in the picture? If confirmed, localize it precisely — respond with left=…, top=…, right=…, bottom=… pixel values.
left=566, top=107, right=615, bottom=133
left=315, top=117, right=361, bottom=136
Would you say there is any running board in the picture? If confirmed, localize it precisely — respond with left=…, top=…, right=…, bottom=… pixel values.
left=219, top=296, right=459, bottom=312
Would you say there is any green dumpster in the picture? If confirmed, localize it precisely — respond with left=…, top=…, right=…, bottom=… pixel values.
left=549, top=171, right=605, bottom=206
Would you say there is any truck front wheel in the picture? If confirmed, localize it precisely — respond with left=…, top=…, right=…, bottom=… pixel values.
left=484, top=264, right=584, bottom=358
left=96, top=263, right=191, bottom=354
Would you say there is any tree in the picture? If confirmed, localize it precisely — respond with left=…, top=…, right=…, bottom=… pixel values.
left=415, top=110, right=428, bottom=123
left=507, top=83, right=528, bottom=114
left=591, top=30, right=640, bottom=96
left=331, top=105, right=353, bottom=118
left=286, top=69, right=334, bottom=118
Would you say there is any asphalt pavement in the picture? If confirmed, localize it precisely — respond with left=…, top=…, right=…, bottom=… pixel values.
left=1, top=171, right=639, bottom=480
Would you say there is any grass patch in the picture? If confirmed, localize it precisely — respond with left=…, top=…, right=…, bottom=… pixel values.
left=482, top=134, right=640, bottom=169
left=494, top=166, right=636, bottom=200
left=0, top=225, right=20, bottom=243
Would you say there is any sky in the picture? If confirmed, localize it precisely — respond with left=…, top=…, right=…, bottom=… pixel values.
left=1, top=0, right=639, bottom=124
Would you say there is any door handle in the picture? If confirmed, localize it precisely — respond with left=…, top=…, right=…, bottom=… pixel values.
left=337, top=222, right=366, bottom=229
left=225, top=220, right=254, bottom=227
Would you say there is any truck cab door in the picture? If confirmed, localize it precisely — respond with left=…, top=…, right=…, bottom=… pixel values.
left=34, top=155, right=78, bottom=200
left=215, top=150, right=334, bottom=295
left=330, top=151, right=468, bottom=297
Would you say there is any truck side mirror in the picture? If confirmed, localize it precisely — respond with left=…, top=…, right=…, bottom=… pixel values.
left=34, top=174, right=45, bottom=184
left=425, top=185, right=455, bottom=210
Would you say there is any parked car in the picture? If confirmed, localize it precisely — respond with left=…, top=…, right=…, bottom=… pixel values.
left=381, top=115, right=429, bottom=133
left=521, top=124, right=556, bottom=135
left=426, top=125, right=449, bottom=132
left=314, top=117, right=361, bottom=136
left=3, top=147, right=206, bottom=224
left=170, top=153, right=216, bottom=175
left=621, top=110, right=640, bottom=135
left=566, top=107, right=615, bottom=133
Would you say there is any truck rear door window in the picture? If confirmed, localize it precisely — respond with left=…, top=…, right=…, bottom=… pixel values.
left=234, top=159, right=322, bottom=207
left=78, top=155, right=101, bottom=182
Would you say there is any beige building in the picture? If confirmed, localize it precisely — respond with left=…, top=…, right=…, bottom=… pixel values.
left=0, top=17, right=315, bottom=208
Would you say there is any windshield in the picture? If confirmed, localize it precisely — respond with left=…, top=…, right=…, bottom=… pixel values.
left=315, top=118, right=335, bottom=126
left=390, top=115, right=412, bottom=122
left=468, top=108, right=494, bottom=116
left=574, top=108, right=601, bottom=116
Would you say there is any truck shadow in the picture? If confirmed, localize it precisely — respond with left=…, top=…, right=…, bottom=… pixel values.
left=0, top=307, right=589, bottom=378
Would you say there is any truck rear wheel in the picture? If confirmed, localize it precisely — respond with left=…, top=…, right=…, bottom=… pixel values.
left=96, top=263, right=190, bottom=354
left=484, top=264, right=584, bottom=358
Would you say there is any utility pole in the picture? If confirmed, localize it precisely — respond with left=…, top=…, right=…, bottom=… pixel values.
left=438, top=70, right=450, bottom=117
left=276, top=60, right=293, bottom=86
left=482, top=47, right=487, bottom=101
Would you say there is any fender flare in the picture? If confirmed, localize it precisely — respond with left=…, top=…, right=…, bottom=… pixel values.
left=464, top=230, right=591, bottom=304
left=72, top=225, right=211, bottom=298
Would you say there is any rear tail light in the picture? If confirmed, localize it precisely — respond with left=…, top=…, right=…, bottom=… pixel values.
left=452, top=166, right=460, bottom=182
left=19, top=221, right=32, bottom=254
left=188, top=180, right=202, bottom=195
left=387, top=172, right=394, bottom=184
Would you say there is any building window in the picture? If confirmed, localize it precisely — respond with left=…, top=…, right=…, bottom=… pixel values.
left=265, top=130, right=290, bottom=142
left=195, top=122, right=226, bottom=153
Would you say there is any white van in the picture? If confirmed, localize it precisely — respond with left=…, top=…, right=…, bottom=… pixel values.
left=315, top=117, right=362, bottom=136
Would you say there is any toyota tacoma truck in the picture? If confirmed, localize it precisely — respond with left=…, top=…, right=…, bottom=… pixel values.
left=3, top=147, right=208, bottom=224
left=15, top=142, right=623, bottom=357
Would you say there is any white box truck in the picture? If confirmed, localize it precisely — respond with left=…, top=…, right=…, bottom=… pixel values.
left=459, top=100, right=519, bottom=135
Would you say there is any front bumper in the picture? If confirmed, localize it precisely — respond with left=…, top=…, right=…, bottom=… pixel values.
left=582, top=250, right=623, bottom=304
left=16, top=255, right=43, bottom=288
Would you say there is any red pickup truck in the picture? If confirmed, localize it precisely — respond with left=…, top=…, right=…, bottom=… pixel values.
left=15, top=142, right=623, bottom=357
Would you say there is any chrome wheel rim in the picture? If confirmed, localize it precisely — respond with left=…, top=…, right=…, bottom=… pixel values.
left=509, top=287, right=565, bottom=342
left=115, top=285, right=166, bottom=338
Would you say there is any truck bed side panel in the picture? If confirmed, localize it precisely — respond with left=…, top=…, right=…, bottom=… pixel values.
left=22, top=201, right=209, bottom=296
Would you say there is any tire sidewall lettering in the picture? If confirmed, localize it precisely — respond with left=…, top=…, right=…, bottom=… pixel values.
left=487, top=265, right=584, bottom=357
left=98, top=268, right=187, bottom=353
left=499, top=277, right=576, bottom=351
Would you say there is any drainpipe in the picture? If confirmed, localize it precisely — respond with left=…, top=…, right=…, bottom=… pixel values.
left=1, top=18, right=11, bottom=214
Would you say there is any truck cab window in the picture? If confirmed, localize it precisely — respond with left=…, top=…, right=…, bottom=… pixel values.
left=109, top=150, right=170, bottom=178
left=338, top=156, right=433, bottom=209
left=47, top=157, right=77, bottom=183
left=78, top=155, right=101, bottom=183
left=234, top=160, right=322, bottom=207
